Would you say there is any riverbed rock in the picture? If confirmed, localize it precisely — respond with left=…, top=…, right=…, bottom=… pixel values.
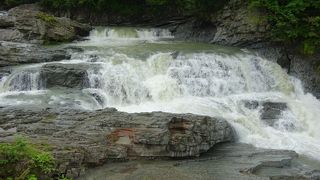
left=0, top=4, right=91, bottom=44
left=0, top=14, right=14, bottom=28
left=40, top=63, right=90, bottom=89
left=0, top=41, right=71, bottom=67
left=78, top=143, right=320, bottom=180
left=0, top=107, right=233, bottom=178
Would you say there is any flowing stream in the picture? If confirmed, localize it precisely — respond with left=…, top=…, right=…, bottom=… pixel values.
left=0, top=27, right=320, bottom=161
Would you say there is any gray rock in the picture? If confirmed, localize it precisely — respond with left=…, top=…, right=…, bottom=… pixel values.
left=260, top=102, right=287, bottom=122
left=40, top=63, right=91, bottom=89
left=0, top=107, right=234, bottom=178
left=288, top=52, right=320, bottom=99
left=171, top=0, right=269, bottom=46
left=0, top=15, right=14, bottom=28
left=0, top=4, right=91, bottom=44
left=210, top=0, right=269, bottom=47
left=79, top=143, right=320, bottom=180
left=0, top=29, right=24, bottom=42
left=0, top=41, right=71, bottom=67
left=171, top=19, right=217, bottom=43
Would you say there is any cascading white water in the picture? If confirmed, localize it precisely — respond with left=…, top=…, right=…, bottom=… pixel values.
left=1, top=27, right=320, bottom=161
left=89, top=27, right=173, bottom=41
left=0, top=68, right=42, bottom=92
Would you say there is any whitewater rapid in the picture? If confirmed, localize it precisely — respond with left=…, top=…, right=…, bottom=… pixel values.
left=0, top=27, right=320, bottom=161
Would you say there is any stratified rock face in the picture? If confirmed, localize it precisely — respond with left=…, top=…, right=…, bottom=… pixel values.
left=0, top=41, right=71, bottom=67
left=40, top=63, right=90, bottom=89
left=171, top=0, right=269, bottom=47
left=0, top=107, right=233, bottom=178
left=211, top=0, right=269, bottom=47
left=0, top=4, right=91, bottom=44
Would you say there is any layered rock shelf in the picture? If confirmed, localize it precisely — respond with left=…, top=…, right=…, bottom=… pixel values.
left=0, top=107, right=234, bottom=177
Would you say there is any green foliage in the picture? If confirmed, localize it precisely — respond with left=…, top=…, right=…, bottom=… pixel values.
left=58, top=175, right=72, bottom=180
left=250, top=0, right=320, bottom=54
left=36, top=12, right=57, bottom=24
left=0, top=137, right=55, bottom=179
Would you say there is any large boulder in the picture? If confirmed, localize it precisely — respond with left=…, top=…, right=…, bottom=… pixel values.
left=0, top=4, right=91, bottom=44
left=40, top=63, right=91, bottom=89
left=0, top=41, right=71, bottom=67
left=0, top=107, right=234, bottom=178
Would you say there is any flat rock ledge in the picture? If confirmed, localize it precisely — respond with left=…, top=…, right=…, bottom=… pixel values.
left=79, top=143, right=320, bottom=180
left=0, top=107, right=233, bottom=178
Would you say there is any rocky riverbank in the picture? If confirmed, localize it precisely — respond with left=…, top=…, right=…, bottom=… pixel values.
left=0, top=99, right=316, bottom=178
left=0, top=106, right=233, bottom=178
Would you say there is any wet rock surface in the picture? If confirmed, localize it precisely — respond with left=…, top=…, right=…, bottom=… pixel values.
left=170, top=0, right=269, bottom=46
left=288, top=52, right=320, bottom=99
left=78, top=143, right=320, bottom=180
left=40, top=63, right=92, bottom=89
left=0, top=107, right=233, bottom=178
left=0, top=41, right=71, bottom=67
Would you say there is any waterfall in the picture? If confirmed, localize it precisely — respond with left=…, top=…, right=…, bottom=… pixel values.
left=1, top=27, right=320, bottom=161
left=85, top=52, right=294, bottom=106
left=0, top=68, right=42, bottom=92
left=89, top=27, right=173, bottom=41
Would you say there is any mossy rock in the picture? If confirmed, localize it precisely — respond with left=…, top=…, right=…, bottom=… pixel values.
left=36, top=12, right=57, bottom=24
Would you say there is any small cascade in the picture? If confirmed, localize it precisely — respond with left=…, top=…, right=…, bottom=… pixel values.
left=0, top=68, right=42, bottom=92
left=89, top=27, right=173, bottom=41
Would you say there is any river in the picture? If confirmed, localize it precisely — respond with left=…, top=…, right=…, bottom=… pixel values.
left=0, top=27, right=320, bottom=162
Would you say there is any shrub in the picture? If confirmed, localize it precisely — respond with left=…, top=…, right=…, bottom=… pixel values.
left=250, top=0, right=320, bottom=54
left=0, top=137, right=55, bottom=179
left=36, top=12, right=57, bottom=24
